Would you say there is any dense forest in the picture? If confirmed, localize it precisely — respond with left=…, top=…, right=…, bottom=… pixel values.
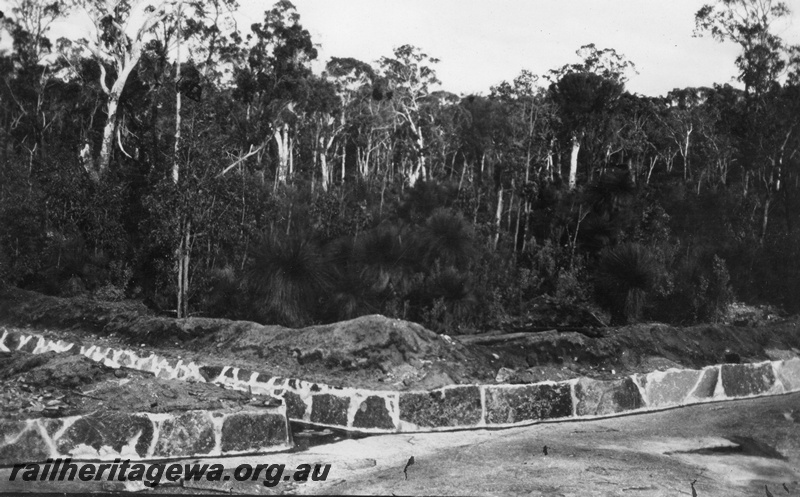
left=1, top=0, right=799, bottom=332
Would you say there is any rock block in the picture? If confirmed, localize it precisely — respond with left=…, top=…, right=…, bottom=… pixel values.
left=776, top=358, right=800, bottom=391
left=61, top=343, right=82, bottom=356
left=0, top=420, right=27, bottom=442
left=399, top=386, right=482, bottom=428
left=220, top=412, right=287, bottom=453
left=42, top=419, right=63, bottom=438
left=485, top=383, right=573, bottom=425
left=352, top=396, right=395, bottom=430
left=117, top=351, right=134, bottom=367
left=56, top=412, right=154, bottom=457
left=254, top=372, right=273, bottom=384
left=154, top=412, right=215, bottom=457
left=575, top=377, right=644, bottom=416
left=0, top=423, right=51, bottom=464
left=720, top=363, right=776, bottom=397
left=237, top=369, right=254, bottom=382
left=643, top=369, right=702, bottom=407
left=5, top=332, right=24, bottom=351
left=199, top=365, right=224, bottom=382
left=690, top=368, right=719, bottom=399
left=18, top=336, right=40, bottom=353
left=310, top=394, right=350, bottom=426
left=283, top=392, right=307, bottom=420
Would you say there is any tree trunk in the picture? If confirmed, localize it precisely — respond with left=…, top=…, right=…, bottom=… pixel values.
left=568, top=134, right=580, bottom=190
left=288, top=134, right=294, bottom=181
left=682, top=128, right=692, bottom=180
left=506, top=183, right=515, bottom=232
left=494, top=188, right=504, bottom=250
left=97, top=97, right=120, bottom=179
left=646, top=157, right=657, bottom=184
left=94, top=41, right=144, bottom=181
left=458, top=156, right=467, bottom=194
left=546, top=138, right=555, bottom=182
left=274, top=123, right=289, bottom=184
left=760, top=196, right=770, bottom=245
left=319, top=144, right=328, bottom=192
left=176, top=218, right=191, bottom=318
left=182, top=220, right=190, bottom=318
left=172, top=3, right=182, bottom=184
left=521, top=201, right=531, bottom=252
left=628, top=157, right=635, bottom=185
left=514, top=195, right=522, bottom=253
left=341, top=142, right=347, bottom=184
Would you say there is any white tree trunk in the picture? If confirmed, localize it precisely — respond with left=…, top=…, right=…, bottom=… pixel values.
left=91, top=18, right=151, bottom=180
left=172, top=2, right=182, bottom=184
left=274, top=123, right=290, bottom=184
left=494, top=188, right=504, bottom=250
left=288, top=134, right=294, bottom=180
left=341, top=143, right=347, bottom=183
left=569, top=134, right=581, bottom=190
left=97, top=97, right=120, bottom=178
left=320, top=152, right=329, bottom=192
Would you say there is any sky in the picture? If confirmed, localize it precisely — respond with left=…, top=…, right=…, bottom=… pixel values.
left=5, top=0, right=800, bottom=97
left=236, top=0, right=800, bottom=97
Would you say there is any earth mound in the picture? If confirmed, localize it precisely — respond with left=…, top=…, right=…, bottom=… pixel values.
left=0, top=349, right=279, bottom=420
left=0, top=287, right=495, bottom=390
left=2, top=286, right=800, bottom=390
left=186, top=314, right=495, bottom=389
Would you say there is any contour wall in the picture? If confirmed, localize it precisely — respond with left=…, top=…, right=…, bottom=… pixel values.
left=2, top=328, right=799, bottom=461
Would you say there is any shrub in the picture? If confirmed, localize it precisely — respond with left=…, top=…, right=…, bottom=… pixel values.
left=418, top=208, right=477, bottom=270
left=595, top=242, right=661, bottom=324
left=245, top=235, right=331, bottom=327
left=201, top=266, right=242, bottom=319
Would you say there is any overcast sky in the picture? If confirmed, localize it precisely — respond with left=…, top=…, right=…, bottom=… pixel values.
left=12, top=0, right=800, bottom=97
left=238, top=0, right=800, bottom=97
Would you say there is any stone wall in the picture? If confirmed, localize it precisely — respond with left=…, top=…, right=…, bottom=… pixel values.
left=0, top=408, right=292, bottom=465
left=2, top=328, right=799, bottom=462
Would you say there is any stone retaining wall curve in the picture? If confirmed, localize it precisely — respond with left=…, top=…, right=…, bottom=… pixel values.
left=0, top=407, right=292, bottom=466
left=2, top=328, right=799, bottom=460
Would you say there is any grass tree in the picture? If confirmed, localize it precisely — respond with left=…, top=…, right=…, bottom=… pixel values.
left=246, top=234, right=331, bottom=326
left=595, top=242, right=660, bottom=324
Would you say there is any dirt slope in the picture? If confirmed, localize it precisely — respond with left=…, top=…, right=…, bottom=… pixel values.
left=0, top=349, right=279, bottom=420
left=1, top=286, right=799, bottom=390
left=0, top=287, right=495, bottom=390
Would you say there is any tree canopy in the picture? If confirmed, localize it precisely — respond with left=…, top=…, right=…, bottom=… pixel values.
left=1, top=0, right=799, bottom=329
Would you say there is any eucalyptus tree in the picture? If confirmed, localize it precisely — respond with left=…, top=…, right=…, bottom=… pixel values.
left=695, top=0, right=800, bottom=242
left=490, top=70, right=557, bottom=250
left=426, top=90, right=469, bottom=182
left=378, top=44, right=441, bottom=186
left=63, top=0, right=176, bottom=181
left=549, top=71, right=624, bottom=190
left=547, top=45, right=632, bottom=190
left=303, top=74, right=341, bottom=192
left=321, top=57, right=374, bottom=188
left=231, top=0, right=316, bottom=185
left=1, top=0, right=67, bottom=160
left=325, top=56, right=393, bottom=186
left=695, top=0, right=794, bottom=99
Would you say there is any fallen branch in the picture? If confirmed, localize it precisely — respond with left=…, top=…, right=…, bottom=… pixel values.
left=217, top=142, right=266, bottom=177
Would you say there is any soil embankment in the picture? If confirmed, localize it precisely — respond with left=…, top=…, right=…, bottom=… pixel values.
left=0, top=348, right=280, bottom=420
left=1, top=286, right=799, bottom=390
